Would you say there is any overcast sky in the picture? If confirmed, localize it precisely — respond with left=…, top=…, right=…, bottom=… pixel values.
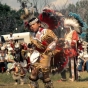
left=0, top=0, right=79, bottom=11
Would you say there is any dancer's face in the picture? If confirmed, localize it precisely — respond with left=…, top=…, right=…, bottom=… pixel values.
left=30, top=22, right=41, bottom=32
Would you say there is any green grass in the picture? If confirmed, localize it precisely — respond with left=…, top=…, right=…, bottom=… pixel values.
left=0, top=71, right=88, bottom=88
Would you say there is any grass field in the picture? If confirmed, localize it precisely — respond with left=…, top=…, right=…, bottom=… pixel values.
left=0, top=71, right=88, bottom=88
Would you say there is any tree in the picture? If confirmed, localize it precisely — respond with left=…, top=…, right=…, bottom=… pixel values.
left=0, top=1, right=25, bottom=34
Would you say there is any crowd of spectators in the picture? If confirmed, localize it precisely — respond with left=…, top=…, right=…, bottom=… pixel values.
left=0, top=33, right=30, bottom=73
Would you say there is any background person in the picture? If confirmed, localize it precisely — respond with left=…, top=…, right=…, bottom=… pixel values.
left=0, top=35, right=5, bottom=43
left=8, top=33, right=14, bottom=41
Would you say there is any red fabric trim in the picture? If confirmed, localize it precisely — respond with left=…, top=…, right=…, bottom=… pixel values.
left=24, top=21, right=29, bottom=27
left=72, top=30, right=79, bottom=41
left=39, top=27, right=44, bottom=32
left=41, top=40, right=48, bottom=46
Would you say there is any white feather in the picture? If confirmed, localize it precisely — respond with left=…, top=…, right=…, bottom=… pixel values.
left=64, top=18, right=79, bottom=27
left=64, top=18, right=81, bottom=33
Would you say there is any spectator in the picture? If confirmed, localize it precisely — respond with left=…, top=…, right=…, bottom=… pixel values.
left=0, top=35, right=5, bottom=43
left=5, top=47, right=15, bottom=72
left=8, top=33, right=14, bottom=41
left=4, top=48, right=8, bottom=71
left=0, top=42, right=3, bottom=50
left=0, top=48, right=5, bottom=73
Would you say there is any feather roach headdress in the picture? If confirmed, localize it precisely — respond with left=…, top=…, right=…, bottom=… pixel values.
left=20, top=2, right=36, bottom=28
left=38, top=8, right=63, bottom=30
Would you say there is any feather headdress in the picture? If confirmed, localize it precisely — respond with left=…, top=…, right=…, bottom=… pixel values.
left=20, top=2, right=36, bottom=28
left=69, top=12, right=84, bottom=27
left=38, top=8, right=62, bottom=30
left=20, top=7, right=35, bottom=22
left=64, top=18, right=81, bottom=34
left=68, top=12, right=88, bottom=33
